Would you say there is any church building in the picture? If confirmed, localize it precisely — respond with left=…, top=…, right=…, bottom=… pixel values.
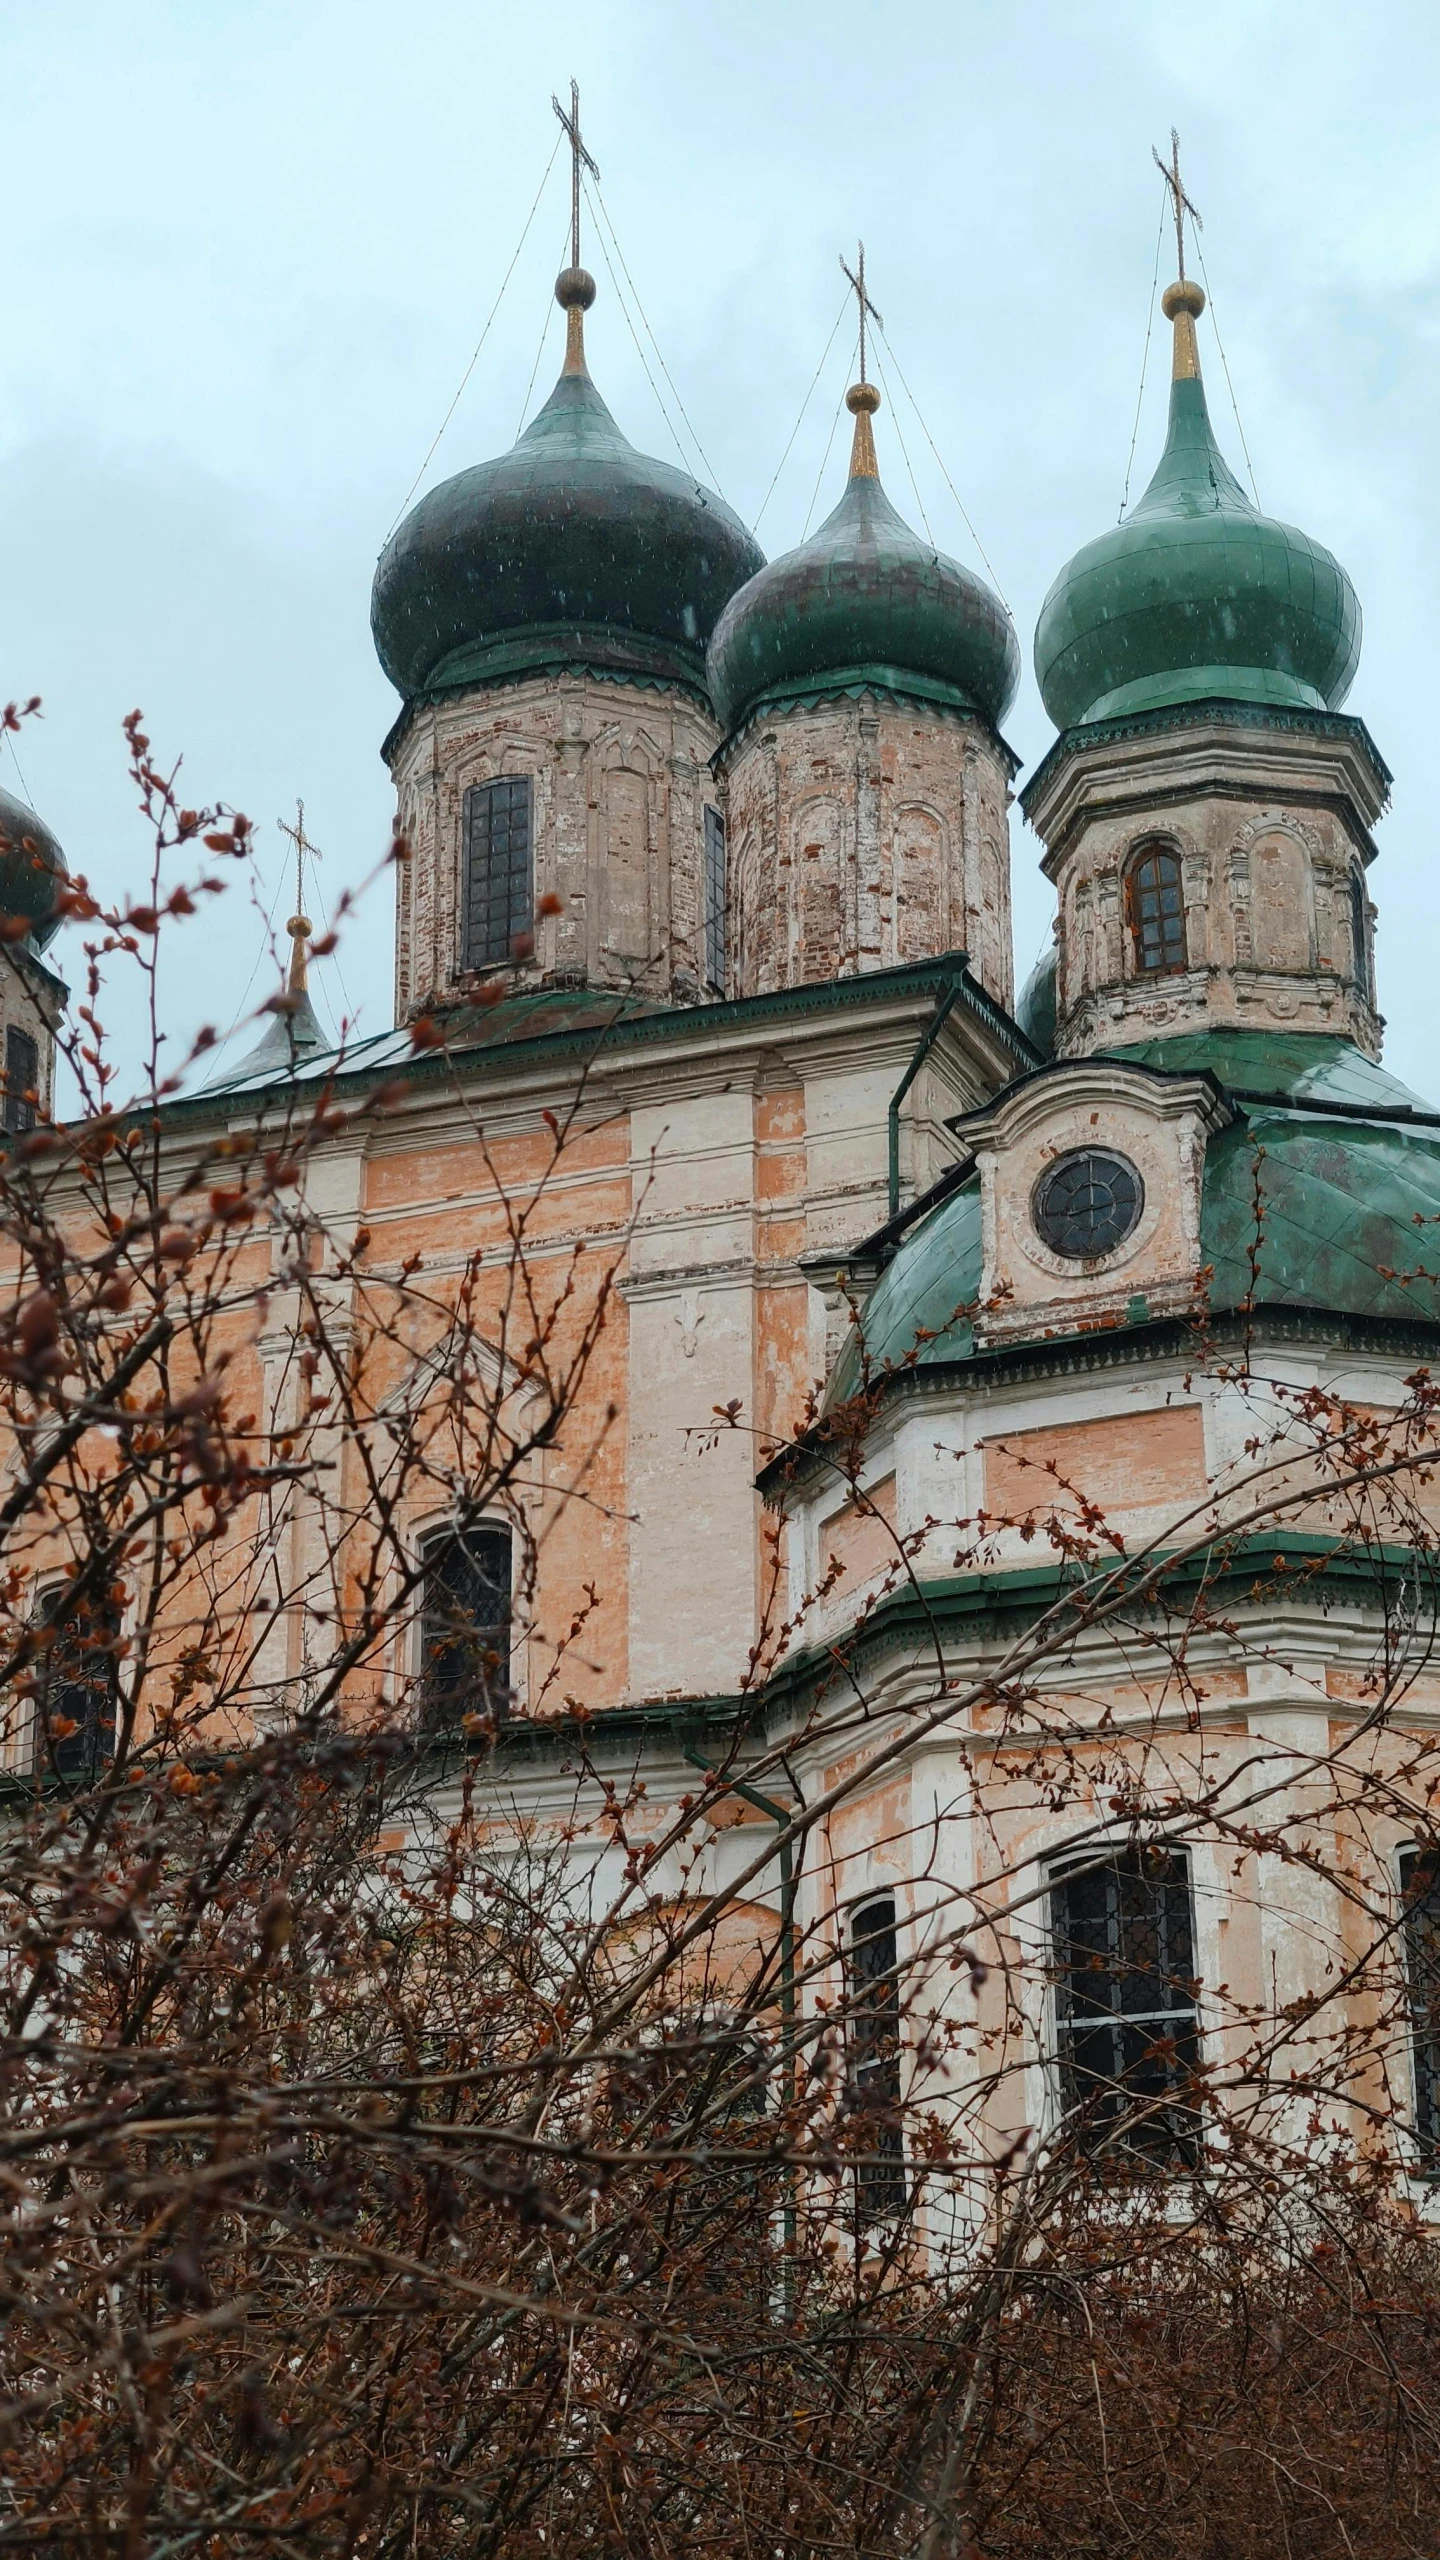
left=8, top=145, right=1440, bottom=2189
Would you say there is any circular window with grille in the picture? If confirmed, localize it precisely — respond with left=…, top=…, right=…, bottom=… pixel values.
left=1031, top=1149, right=1144, bottom=1261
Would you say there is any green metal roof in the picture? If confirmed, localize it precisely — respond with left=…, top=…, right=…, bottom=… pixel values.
left=1033, top=363, right=1360, bottom=733
left=833, top=1032, right=1440, bottom=1397
left=707, top=461, right=1018, bottom=738
left=371, top=357, right=762, bottom=705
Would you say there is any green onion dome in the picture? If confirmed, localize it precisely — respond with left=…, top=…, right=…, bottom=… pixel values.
left=371, top=268, right=763, bottom=704
left=1034, top=281, right=1361, bottom=732
left=707, top=383, right=1019, bottom=737
left=1014, top=945, right=1058, bottom=1058
left=0, top=783, right=66, bottom=950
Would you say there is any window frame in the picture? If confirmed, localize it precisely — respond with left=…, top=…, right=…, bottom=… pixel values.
left=1047, top=1845, right=1202, bottom=2168
left=703, top=805, right=727, bottom=996
left=1124, top=841, right=1189, bottom=980
left=1399, top=1845, right=1440, bottom=2169
left=461, top=776, right=533, bottom=975
left=3, top=1024, right=39, bottom=1137
left=415, top=1518, right=515, bottom=1731
left=1349, top=864, right=1373, bottom=1008
left=29, top=1581, right=120, bottom=1780
left=846, top=1891, right=908, bottom=2227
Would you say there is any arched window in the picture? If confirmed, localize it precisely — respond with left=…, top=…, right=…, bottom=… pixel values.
left=1125, top=843, right=1187, bottom=977
left=418, top=1522, right=513, bottom=1728
left=462, top=778, right=532, bottom=972
left=1349, top=865, right=1373, bottom=1006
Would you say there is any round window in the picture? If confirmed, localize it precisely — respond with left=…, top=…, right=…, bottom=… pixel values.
left=1032, top=1149, right=1144, bottom=1260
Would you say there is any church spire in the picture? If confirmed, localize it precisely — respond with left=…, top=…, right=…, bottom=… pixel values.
left=552, top=79, right=600, bottom=376
left=839, top=242, right=883, bottom=479
left=1152, top=129, right=1206, bottom=380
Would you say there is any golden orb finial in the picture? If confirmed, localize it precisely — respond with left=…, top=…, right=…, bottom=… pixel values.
left=1162, top=275, right=1207, bottom=382
left=845, top=379, right=881, bottom=480
left=555, top=264, right=596, bottom=376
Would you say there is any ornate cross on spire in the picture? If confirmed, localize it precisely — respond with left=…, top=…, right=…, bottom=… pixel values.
left=839, top=241, right=883, bottom=386
left=1153, top=127, right=1202, bottom=282
left=276, top=799, right=323, bottom=995
left=553, top=78, right=599, bottom=274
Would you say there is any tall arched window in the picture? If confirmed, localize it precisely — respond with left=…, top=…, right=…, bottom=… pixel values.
left=462, top=778, right=532, bottom=972
left=1349, top=865, right=1373, bottom=1006
left=1125, top=843, right=1187, bottom=977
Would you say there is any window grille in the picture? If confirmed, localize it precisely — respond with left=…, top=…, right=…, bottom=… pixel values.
left=703, top=806, right=727, bottom=995
left=848, top=1894, right=907, bottom=2224
left=1050, top=1848, right=1201, bottom=2163
left=3, top=1026, right=38, bottom=1136
left=33, top=1589, right=119, bottom=1778
left=1349, top=867, right=1372, bottom=1005
left=462, top=779, right=532, bottom=972
left=1125, top=844, right=1188, bottom=976
left=419, top=1524, right=513, bottom=1728
left=1400, top=1849, right=1440, bottom=2161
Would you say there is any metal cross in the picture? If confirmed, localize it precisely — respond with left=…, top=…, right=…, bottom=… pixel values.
left=552, top=78, right=600, bottom=272
left=839, top=242, right=883, bottom=386
left=1153, top=127, right=1202, bottom=281
left=277, top=798, right=323, bottom=923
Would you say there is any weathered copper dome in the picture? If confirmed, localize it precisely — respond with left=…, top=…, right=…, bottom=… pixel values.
left=371, top=277, right=763, bottom=706
left=707, top=385, right=1018, bottom=737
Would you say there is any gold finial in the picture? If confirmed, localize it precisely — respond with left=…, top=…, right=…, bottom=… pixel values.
left=1152, top=130, right=1207, bottom=380
left=553, top=79, right=600, bottom=376
left=839, top=243, right=885, bottom=479
left=277, top=799, right=323, bottom=997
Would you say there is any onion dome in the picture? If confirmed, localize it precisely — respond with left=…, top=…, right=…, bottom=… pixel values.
left=371, top=267, right=763, bottom=704
left=707, top=381, right=1019, bottom=737
left=0, top=783, right=67, bottom=950
left=1035, top=280, right=1360, bottom=732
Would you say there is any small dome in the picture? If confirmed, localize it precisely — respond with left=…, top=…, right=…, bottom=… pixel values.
left=372, top=281, right=763, bottom=705
left=707, top=386, right=1019, bottom=736
left=0, top=784, right=67, bottom=950
left=1035, top=281, right=1360, bottom=733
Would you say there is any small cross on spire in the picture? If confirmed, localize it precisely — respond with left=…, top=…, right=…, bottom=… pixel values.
left=839, top=241, right=883, bottom=386
left=1153, top=127, right=1203, bottom=282
left=276, top=799, right=323, bottom=994
left=553, top=78, right=600, bottom=274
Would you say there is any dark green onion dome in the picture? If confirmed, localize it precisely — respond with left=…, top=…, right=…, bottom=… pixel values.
left=1034, top=280, right=1361, bottom=732
left=829, top=1033, right=1440, bottom=1404
left=707, top=382, right=1019, bottom=736
left=1014, top=945, right=1058, bottom=1059
left=0, top=783, right=67, bottom=950
left=371, top=267, right=763, bottom=703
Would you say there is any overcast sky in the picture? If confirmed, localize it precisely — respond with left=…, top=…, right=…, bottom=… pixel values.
left=2, top=0, right=1438, bottom=1094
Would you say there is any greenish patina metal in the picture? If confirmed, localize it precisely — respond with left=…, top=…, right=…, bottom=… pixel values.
left=1014, top=947, right=1058, bottom=1059
left=371, top=362, right=762, bottom=705
left=833, top=1031, right=1440, bottom=1399
left=706, top=467, right=1019, bottom=739
left=1033, top=366, right=1360, bottom=732
left=0, top=785, right=66, bottom=950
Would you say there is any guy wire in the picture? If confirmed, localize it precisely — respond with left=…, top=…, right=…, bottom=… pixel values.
left=1120, top=194, right=1167, bottom=519
left=1196, top=238, right=1261, bottom=507
left=587, top=176, right=726, bottom=497
left=581, top=176, right=698, bottom=480
left=754, top=289, right=852, bottom=535
left=872, top=347, right=934, bottom=545
left=801, top=347, right=856, bottom=539
left=873, top=317, right=1010, bottom=613
left=384, top=127, right=563, bottom=541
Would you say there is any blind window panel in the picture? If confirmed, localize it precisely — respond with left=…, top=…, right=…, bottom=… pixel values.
left=1126, top=845, right=1187, bottom=976
left=703, top=806, right=727, bottom=995
left=848, top=1894, right=907, bottom=2224
left=463, top=779, right=533, bottom=971
left=1401, top=1850, right=1440, bottom=2161
left=1051, top=1849, right=1201, bottom=2163
left=420, top=1525, right=513, bottom=1728
left=1350, top=868, right=1372, bottom=1004
left=4, top=1026, right=38, bottom=1135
